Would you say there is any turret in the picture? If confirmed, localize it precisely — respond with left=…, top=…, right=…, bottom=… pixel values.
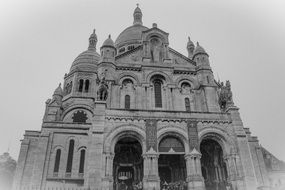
left=193, top=42, right=210, bottom=67
left=133, top=4, right=143, bottom=25
left=100, top=35, right=116, bottom=62
left=194, top=42, right=220, bottom=112
left=187, top=37, right=195, bottom=59
left=52, top=83, right=63, bottom=105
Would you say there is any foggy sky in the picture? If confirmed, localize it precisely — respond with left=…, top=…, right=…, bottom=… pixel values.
left=0, top=0, right=284, bottom=161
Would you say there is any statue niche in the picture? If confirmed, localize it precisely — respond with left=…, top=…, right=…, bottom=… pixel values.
left=150, top=37, right=164, bottom=62
left=218, top=80, right=234, bottom=111
left=96, top=70, right=109, bottom=101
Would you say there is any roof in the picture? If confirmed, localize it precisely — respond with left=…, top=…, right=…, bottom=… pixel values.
left=70, top=49, right=100, bottom=72
left=115, top=24, right=148, bottom=48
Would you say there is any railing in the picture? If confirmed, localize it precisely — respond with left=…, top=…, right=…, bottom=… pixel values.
left=18, top=187, right=89, bottom=190
left=160, top=181, right=187, bottom=190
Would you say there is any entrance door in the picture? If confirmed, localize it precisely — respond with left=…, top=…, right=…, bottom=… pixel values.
left=158, top=136, right=187, bottom=190
left=200, top=139, right=229, bottom=190
left=113, top=137, right=143, bottom=190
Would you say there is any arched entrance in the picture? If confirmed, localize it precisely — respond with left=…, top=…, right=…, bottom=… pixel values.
left=158, top=136, right=187, bottom=190
left=113, top=137, right=143, bottom=190
left=200, top=139, right=229, bottom=190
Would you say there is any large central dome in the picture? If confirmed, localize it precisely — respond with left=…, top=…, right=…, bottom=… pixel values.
left=115, top=5, right=148, bottom=49
left=115, top=25, right=148, bottom=48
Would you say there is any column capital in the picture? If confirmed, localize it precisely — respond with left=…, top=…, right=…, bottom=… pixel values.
left=223, top=153, right=237, bottom=160
left=185, top=149, right=202, bottom=159
left=142, top=152, right=159, bottom=159
left=105, top=152, right=115, bottom=160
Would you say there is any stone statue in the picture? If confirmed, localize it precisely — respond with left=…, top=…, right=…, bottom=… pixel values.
left=150, top=38, right=164, bottom=62
left=218, top=80, right=234, bottom=110
left=96, top=70, right=109, bottom=101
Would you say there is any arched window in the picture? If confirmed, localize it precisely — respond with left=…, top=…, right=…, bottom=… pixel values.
left=207, top=76, right=210, bottom=84
left=125, top=95, right=130, bottom=109
left=154, top=80, right=162, bottom=108
left=79, top=149, right=86, bottom=174
left=185, top=98, right=190, bottom=112
left=66, top=140, right=74, bottom=173
left=78, top=79, right=84, bottom=92
left=54, top=149, right=61, bottom=173
left=84, top=80, right=90, bottom=92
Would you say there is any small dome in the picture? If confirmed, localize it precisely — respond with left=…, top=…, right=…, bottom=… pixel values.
left=134, top=6, right=142, bottom=14
left=102, top=35, right=115, bottom=47
left=70, top=50, right=100, bottom=72
left=53, top=83, right=63, bottom=96
left=193, top=42, right=207, bottom=55
left=115, top=25, right=148, bottom=48
left=70, top=30, right=100, bottom=72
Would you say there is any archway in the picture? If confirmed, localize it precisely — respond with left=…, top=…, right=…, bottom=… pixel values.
left=113, top=137, right=143, bottom=190
left=158, top=136, right=187, bottom=190
left=200, top=139, right=229, bottom=190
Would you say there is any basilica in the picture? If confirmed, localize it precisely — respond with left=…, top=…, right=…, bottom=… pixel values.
left=12, top=6, right=285, bottom=190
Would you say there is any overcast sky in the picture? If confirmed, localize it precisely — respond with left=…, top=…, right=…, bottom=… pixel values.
left=0, top=0, right=284, bottom=161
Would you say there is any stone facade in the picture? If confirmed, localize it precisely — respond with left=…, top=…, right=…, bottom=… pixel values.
left=12, top=6, right=285, bottom=190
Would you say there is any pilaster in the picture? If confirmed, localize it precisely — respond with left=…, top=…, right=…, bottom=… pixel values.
left=30, top=131, right=50, bottom=189
left=102, top=152, right=115, bottom=190
left=86, top=101, right=106, bottom=190
left=143, top=150, right=160, bottom=190
left=227, top=106, right=258, bottom=190
left=185, top=149, right=205, bottom=190
left=12, top=138, right=30, bottom=190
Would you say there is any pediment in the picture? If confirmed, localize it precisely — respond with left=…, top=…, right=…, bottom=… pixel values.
left=169, top=48, right=196, bottom=68
left=142, top=26, right=169, bottom=44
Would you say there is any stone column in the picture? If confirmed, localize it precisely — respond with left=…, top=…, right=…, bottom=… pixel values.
left=224, top=153, right=245, bottom=190
left=102, top=153, right=115, bottom=190
left=86, top=101, right=106, bottom=190
left=143, top=152, right=160, bottom=190
left=185, top=149, right=205, bottom=190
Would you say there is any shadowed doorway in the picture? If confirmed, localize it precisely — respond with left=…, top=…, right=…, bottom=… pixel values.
left=113, top=137, right=143, bottom=190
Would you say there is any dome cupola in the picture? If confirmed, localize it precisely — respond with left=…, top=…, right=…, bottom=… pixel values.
left=70, top=29, right=100, bottom=72
left=115, top=5, right=148, bottom=49
left=102, top=34, right=115, bottom=48
left=193, top=42, right=208, bottom=56
left=133, top=4, right=143, bottom=25
left=52, top=83, right=63, bottom=105
left=193, top=42, right=210, bottom=67
left=101, top=35, right=116, bottom=62
left=53, top=83, right=63, bottom=97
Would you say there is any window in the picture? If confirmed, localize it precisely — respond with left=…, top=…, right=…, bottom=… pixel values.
left=66, top=140, right=74, bottom=173
left=79, top=149, right=86, bottom=174
left=125, top=95, right=130, bottom=109
left=154, top=80, right=162, bottom=108
left=78, top=79, right=84, bottom=92
left=72, top=110, right=88, bottom=123
left=54, top=149, right=61, bottom=173
left=119, top=47, right=125, bottom=53
left=185, top=98, right=190, bottom=112
left=84, top=80, right=90, bottom=92
left=128, top=45, right=134, bottom=51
